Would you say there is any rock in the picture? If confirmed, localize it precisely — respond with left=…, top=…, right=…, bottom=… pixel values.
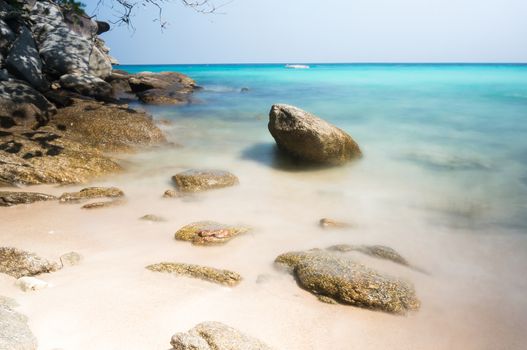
left=59, top=73, right=112, bottom=99
left=175, top=221, right=250, bottom=245
left=170, top=322, right=272, bottom=350
left=15, top=276, right=49, bottom=292
left=0, top=129, right=122, bottom=186
left=50, top=99, right=166, bottom=152
left=0, top=79, right=56, bottom=128
left=0, top=18, right=16, bottom=56
left=59, top=186, right=124, bottom=202
left=240, top=87, right=249, bottom=93
left=163, top=189, right=182, bottom=198
left=0, top=247, right=60, bottom=279
left=59, top=251, right=82, bottom=266
left=81, top=198, right=125, bottom=209
left=327, top=244, right=409, bottom=266
left=0, top=296, right=38, bottom=350
left=137, top=88, right=191, bottom=105
left=128, top=71, right=197, bottom=105
left=139, top=214, right=166, bottom=222
left=319, top=218, right=352, bottom=229
left=0, top=191, right=56, bottom=206
left=147, top=263, right=242, bottom=286
left=95, top=21, right=110, bottom=35
left=172, top=169, right=239, bottom=192
left=5, top=26, right=48, bottom=91
left=268, top=104, right=362, bottom=164
left=275, top=249, right=420, bottom=314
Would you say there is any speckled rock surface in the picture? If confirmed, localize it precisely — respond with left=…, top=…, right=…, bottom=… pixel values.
left=146, top=263, right=242, bottom=286
left=275, top=249, right=420, bottom=314
left=170, top=322, right=272, bottom=350
left=81, top=198, right=125, bottom=209
left=175, top=221, right=250, bottom=245
left=172, top=169, right=239, bottom=192
left=0, top=247, right=59, bottom=279
left=59, top=186, right=124, bottom=202
left=319, top=218, right=352, bottom=229
left=268, top=104, right=362, bottom=165
left=327, top=244, right=409, bottom=266
left=0, top=296, right=38, bottom=350
left=0, top=191, right=56, bottom=206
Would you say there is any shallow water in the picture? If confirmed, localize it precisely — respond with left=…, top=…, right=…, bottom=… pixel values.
left=1, top=64, right=527, bottom=349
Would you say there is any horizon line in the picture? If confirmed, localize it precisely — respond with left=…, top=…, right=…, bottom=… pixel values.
left=114, top=62, right=527, bottom=66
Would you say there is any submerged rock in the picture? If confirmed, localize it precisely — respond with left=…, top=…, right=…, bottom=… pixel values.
left=0, top=191, right=57, bottom=207
left=319, top=218, right=352, bottom=229
left=0, top=296, right=38, bottom=350
left=268, top=104, right=362, bottom=165
left=59, top=251, right=82, bottom=267
left=81, top=198, right=125, bottom=209
left=163, top=189, right=182, bottom=198
left=175, top=221, right=250, bottom=245
left=275, top=249, right=420, bottom=314
left=327, top=244, right=409, bottom=266
left=59, top=186, right=124, bottom=202
left=0, top=247, right=60, bottom=279
left=172, top=169, right=239, bottom=192
left=15, top=276, right=50, bottom=292
left=146, top=263, right=242, bottom=286
left=170, top=322, right=272, bottom=350
left=139, top=214, right=166, bottom=222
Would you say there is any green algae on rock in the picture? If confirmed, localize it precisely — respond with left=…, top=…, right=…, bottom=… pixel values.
left=59, top=186, right=124, bottom=202
left=0, top=191, right=57, bottom=207
left=275, top=249, right=420, bottom=314
left=170, top=321, right=273, bottom=350
left=0, top=247, right=60, bottom=279
left=175, top=221, right=250, bottom=245
left=327, top=244, right=410, bottom=266
left=172, top=169, right=239, bottom=192
left=146, top=263, right=242, bottom=286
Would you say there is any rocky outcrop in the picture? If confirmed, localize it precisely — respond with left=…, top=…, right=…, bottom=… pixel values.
left=172, top=169, right=239, bottom=192
left=59, top=73, right=112, bottom=99
left=170, top=322, right=272, bottom=350
left=59, top=186, right=124, bottom=202
left=0, top=191, right=56, bottom=206
left=0, top=247, right=60, bottom=279
left=268, top=104, right=362, bottom=165
left=146, top=263, right=242, bottom=286
left=327, top=244, right=410, bottom=266
left=175, top=221, right=250, bottom=245
left=128, top=71, right=197, bottom=105
left=275, top=249, right=420, bottom=314
left=0, top=296, right=38, bottom=350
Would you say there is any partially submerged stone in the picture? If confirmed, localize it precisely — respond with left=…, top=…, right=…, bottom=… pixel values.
left=268, top=104, right=362, bottom=165
left=163, top=189, right=182, bottom=198
left=319, top=218, right=352, bottom=229
left=81, top=198, right=125, bottom=209
left=15, top=276, right=50, bottom=292
left=139, top=214, right=166, bottom=222
left=327, top=244, right=409, bottom=266
left=146, top=263, right=242, bottom=286
left=59, top=252, right=82, bottom=267
left=170, top=322, right=272, bottom=350
left=0, top=247, right=60, bottom=279
left=175, top=221, right=250, bottom=245
left=59, top=187, right=124, bottom=202
left=172, top=169, right=239, bottom=193
left=275, top=249, right=420, bottom=314
left=0, top=296, right=38, bottom=350
left=0, top=191, right=56, bottom=207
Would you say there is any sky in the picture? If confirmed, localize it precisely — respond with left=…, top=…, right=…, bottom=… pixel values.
left=85, top=0, right=527, bottom=64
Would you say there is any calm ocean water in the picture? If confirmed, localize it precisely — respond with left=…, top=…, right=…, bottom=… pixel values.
left=121, top=63, right=527, bottom=231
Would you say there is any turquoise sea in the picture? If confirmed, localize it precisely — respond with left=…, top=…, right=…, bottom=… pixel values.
left=121, top=63, right=527, bottom=231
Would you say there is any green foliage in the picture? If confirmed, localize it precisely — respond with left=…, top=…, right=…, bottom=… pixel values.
left=53, top=0, right=86, bottom=15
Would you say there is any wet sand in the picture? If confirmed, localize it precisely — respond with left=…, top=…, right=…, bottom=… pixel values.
left=1, top=140, right=527, bottom=349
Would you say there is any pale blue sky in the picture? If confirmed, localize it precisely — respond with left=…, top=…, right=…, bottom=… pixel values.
left=86, top=0, right=527, bottom=64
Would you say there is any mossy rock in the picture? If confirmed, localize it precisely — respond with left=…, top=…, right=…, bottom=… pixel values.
left=275, top=249, right=420, bottom=314
left=0, top=247, right=60, bottom=279
left=59, top=186, right=124, bottom=202
left=146, top=262, right=242, bottom=286
left=327, top=244, right=409, bottom=266
left=175, top=221, right=250, bottom=245
left=172, top=169, right=239, bottom=192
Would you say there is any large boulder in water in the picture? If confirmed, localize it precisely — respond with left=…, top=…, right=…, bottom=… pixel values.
left=275, top=249, right=420, bottom=314
left=170, top=322, right=273, bottom=350
left=268, top=104, right=362, bottom=165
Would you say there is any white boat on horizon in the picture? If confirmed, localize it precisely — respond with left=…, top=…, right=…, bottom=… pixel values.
left=285, top=64, right=310, bottom=69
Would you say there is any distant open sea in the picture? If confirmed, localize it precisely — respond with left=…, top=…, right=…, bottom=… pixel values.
left=120, top=63, right=527, bottom=230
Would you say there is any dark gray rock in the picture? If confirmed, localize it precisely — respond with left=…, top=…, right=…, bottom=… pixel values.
left=268, top=104, right=362, bottom=165
left=59, top=73, right=112, bottom=99
left=0, top=18, right=16, bottom=55
left=6, top=26, right=48, bottom=91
